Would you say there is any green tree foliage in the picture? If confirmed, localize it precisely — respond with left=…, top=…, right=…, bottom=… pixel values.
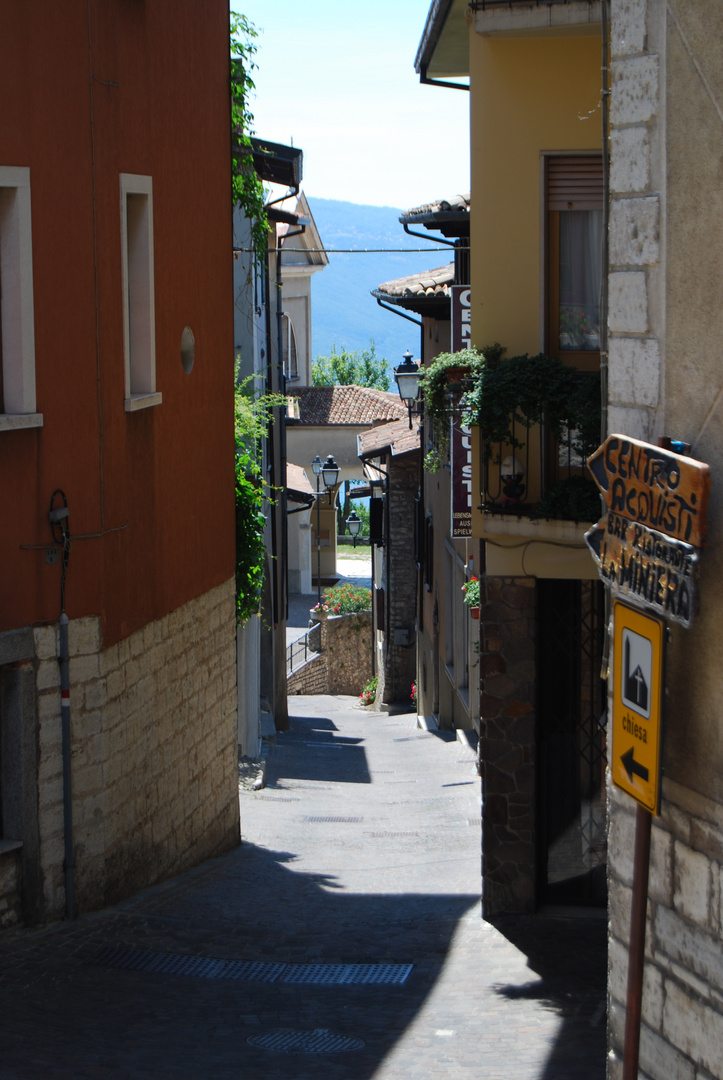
left=234, top=373, right=287, bottom=623
left=312, top=342, right=390, bottom=391
left=230, top=12, right=268, bottom=258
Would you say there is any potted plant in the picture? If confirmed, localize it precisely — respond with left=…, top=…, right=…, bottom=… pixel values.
left=310, top=602, right=329, bottom=620
left=461, top=575, right=481, bottom=618
left=418, top=347, right=494, bottom=472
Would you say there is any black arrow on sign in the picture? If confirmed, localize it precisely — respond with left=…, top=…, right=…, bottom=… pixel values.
left=621, top=746, right=649, bottom=784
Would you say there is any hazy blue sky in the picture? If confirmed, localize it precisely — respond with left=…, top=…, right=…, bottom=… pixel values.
left=234, top=1, right=470, bottom=210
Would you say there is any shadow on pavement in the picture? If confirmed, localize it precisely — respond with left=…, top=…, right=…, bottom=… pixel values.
left=488, top=913, right=607, bottom=1080
left=267, top=719, right=372, bottom=785
left=0, top=840, right=479, bottom=1079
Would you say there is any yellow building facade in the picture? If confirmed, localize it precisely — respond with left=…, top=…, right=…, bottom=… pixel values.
left=418, top=3, right=607, bottom=916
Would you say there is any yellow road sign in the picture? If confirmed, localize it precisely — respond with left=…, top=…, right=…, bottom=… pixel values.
left=612, top=601, right=665, bottom=814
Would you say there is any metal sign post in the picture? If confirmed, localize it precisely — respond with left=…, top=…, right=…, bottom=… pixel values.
left=585, top=434, right=710, bottom=1080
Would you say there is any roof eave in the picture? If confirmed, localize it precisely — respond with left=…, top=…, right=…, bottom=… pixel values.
left=415, top=0, right=469, bottom=79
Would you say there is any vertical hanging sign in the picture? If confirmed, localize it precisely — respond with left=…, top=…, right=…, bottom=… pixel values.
left=450, top=286, right=471, bottom=352
left=450, top=286, right=472, bottom=536
left=451, top=420, right=473, bottom=537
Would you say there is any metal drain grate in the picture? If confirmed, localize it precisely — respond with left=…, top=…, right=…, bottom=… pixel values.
left=281, top=963, right=413, bottom=986
left=248, top=1029, right=364, bottom=1054
left=93, top=947, right=286, bottom=982
left=93, top=947, right=412, bottom=986
left=303, top=815, right=363, bottom=823
left=370, top=831, right=420, bottom=838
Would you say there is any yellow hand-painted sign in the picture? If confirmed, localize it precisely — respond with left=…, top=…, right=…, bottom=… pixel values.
left=588, top=434, right=710, bottom=548
left=612, top=601, right=665, bottom=814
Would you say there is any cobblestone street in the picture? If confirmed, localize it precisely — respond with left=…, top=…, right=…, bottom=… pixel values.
left=0, top=694, right=606, bottom=1078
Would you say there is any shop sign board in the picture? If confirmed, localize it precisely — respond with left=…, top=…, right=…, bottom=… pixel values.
left=451, top=418, right=473, bottom=537
left=449, top=287, right=473, bottom=535
left=587, top=434, right=710, bottom=547
left=451, top=286, right=471, bottom=353
left=612, top=601, right=665, bottom=814
left=585, top=512, right=699, bottom=628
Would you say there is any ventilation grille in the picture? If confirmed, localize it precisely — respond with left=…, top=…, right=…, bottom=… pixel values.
left=248, top=1029, right=365, bottom=1054
left=304, top=816, right=363, bottom=823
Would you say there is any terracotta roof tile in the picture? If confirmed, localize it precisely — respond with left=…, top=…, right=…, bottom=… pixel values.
left=402, top=193, right=470, bottom=217
left=357, top=417, right=422, bottom=460
left=373, top=263, right=454, bottom=300
left=291, top=385, right=407, bottom=426
left=286, top=462, right=314, bottom=500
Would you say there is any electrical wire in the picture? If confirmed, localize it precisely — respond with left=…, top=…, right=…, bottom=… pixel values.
left=233, top=247, right=468, bottom=254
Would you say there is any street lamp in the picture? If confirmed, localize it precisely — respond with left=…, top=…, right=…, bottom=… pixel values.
left=311, top=454, right=340, bottom=607
left=346, top=509, right=361, bottom=548
left=393, top=349, right=421, bottom=429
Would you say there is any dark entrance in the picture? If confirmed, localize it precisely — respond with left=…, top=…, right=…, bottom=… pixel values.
left=537, top=579, right=607, bottom=906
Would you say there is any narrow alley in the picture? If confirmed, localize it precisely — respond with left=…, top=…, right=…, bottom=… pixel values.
left=0, top=691, right=605, bottom=1079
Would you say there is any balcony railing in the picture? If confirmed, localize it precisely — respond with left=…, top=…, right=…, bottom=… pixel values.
left=473, top=367, right=601, bottom=525
left=480, top=418, right=601, bottom=525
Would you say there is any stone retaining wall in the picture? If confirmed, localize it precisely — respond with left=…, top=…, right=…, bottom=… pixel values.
left=288, top=612, right=372, bottom=697
left=32, top=578, right=239, bottom=919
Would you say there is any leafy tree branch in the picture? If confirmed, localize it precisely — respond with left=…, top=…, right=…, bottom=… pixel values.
left=312, top=341, right=390, bottom=391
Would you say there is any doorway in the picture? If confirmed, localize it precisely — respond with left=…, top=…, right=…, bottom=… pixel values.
left=537, top=579, right=607, bottom=906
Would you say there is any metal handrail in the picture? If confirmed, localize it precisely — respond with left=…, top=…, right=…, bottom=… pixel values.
left=286, top=623, right=321, bottom=676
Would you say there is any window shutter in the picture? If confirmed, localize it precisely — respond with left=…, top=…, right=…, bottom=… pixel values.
left=546, top=156, right=603, bottom=211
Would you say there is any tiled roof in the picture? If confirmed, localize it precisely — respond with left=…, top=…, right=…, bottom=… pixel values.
left=402, top=193, right=470, bottom=217
left=291, top=385, right=407, bottom=426
left=286, top=462, right=314, bottom=501
left=357, top=417, right=422, bottom=460
left=373, top=264, right=454, bottom=300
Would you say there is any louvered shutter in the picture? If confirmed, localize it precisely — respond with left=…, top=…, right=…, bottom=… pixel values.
left=547, top=156, right=603, bottom=211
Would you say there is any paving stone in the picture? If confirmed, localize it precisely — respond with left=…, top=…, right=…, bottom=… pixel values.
left=0, top=693, right=606, bottom=1079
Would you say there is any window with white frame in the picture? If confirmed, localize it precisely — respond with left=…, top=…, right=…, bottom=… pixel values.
left=0, top=166, right=41, bottom=430
left=120, top=174, right=161, bottom=411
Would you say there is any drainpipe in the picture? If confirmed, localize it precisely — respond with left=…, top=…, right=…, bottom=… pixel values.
left=600, top=0, right=610, bottom=443
left=50, top=491, right=75, bottom=920
left=59, top=611, right=75, bottom=920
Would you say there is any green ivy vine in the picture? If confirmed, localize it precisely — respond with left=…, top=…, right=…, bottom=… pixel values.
left=234, top=370, right=287, bottom=624
left=230, top=12, right=269, bottom=259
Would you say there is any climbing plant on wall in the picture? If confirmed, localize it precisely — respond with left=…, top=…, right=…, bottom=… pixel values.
left=230, top=12, right=268, bottom=259
left=234, top=372, right=287, bottom=623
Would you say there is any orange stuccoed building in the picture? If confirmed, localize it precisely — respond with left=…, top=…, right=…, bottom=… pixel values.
left=0, top=2, right=239, bottom=927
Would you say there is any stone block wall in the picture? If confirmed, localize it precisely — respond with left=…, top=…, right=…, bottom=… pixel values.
left=608, top=0, right=661, bottom=442
left=608, top=780, right=723, bottom=1080
left=32, top=578, right=239, bottom=919
left=288, top=613, right=372, bottom=698
left=607, top=6, right=723, bottom=1076
left=287, top=653, right=328, bottom=696
left=478, top=575, right=537, bottom=915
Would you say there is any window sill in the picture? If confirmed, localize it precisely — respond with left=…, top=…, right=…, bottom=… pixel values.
left=0, top=413, right=43, bottom=431
left=125, top=392, right=162, bottom=413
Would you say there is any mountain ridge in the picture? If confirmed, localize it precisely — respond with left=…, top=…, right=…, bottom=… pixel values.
left=306, top=196, right=448, bottom=374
